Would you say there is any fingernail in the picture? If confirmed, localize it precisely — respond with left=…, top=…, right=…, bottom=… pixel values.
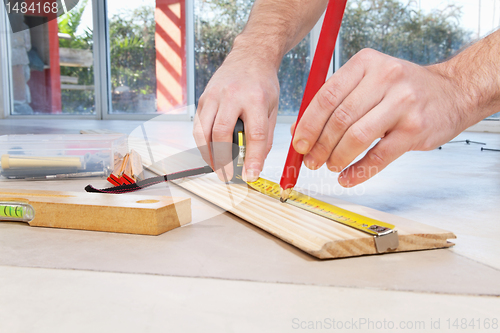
left=304, top=156, right=317, bottom=170
left=338, top=172, right=350, bottom=187
left=294, top=139, right=310, bottom=154
left=245, top=170, right=260, bottom=182
left=215, top=169, right=225, bottom=182
left=244, top=164, right=260, bottom=182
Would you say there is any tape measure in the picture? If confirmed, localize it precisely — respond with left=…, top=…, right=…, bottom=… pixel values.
left=231, top=118, right=245, bottom=183
left=246, top=177, right=398, bottom=253
left=233, top=119, right=398, bottom=253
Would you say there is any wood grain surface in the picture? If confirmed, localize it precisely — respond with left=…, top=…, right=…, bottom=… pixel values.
left=0, top=189, right=191, bottom=235
left=129, top=137, right=456, bottom=259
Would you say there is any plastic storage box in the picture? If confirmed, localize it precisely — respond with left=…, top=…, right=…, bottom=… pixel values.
left=0, top=134, right=127, bottom=180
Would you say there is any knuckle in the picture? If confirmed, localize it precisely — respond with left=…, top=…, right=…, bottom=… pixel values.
left=310, top=141, right=331, bottom=160
left=405, top=114, right=427, bottom=136
left=331, top=105, right=353, bottom=130
left=193, top=124, right=208, bottom=143
left=367, top=149, right=385, bottom=167
left=247, top=127, right=267, bottom=142
left=348, top=125, right=371, bottom=146
left=387, top=61, right=405, bottom=78
left=220, top=84, right=238, bottom=97
left=399, top=85, right=420, bottom=106
left=298, top=120, right=320, bottom=139
left=197, top=92, right=208, bottom=105
left=317, top=84, right=341, bottom=111
left=212, top=121, right=233, bottom=141
left=199, top=87, right=217, bottom=102
left=244, top=154, right=264, bottom=168
left=248, top=89, right=267, bottom=107
left=401, top=90, right=418, bottom=106
left=355, top=48, right=378, bottom=63
left=192, top=128, right=203, bottom=141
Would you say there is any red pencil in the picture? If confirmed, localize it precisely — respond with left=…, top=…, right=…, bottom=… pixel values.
left=279, top=0, right=348, bottom=202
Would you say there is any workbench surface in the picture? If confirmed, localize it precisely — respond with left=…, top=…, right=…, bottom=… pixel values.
left=1, top=119, right=499, bottom=332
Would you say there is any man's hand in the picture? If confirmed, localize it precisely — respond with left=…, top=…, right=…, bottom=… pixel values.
left=293, top=46, right=498, bottom=187
left=193, top=45, right=280, bottom=182
left=192, top=0, right=328, bottom=182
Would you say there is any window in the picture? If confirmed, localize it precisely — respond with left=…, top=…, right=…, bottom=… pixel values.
left=58, top=0, right=95, bottom=114
left=0, top=0, right=190, bottom=118
left=194, top=0, right=312, bottom=116
left=107, top=0, right=188, bottom=115
left=4, top=0, right=95, bottom=115
left=338, top=0, right=500, bottom=121
left=0, top=0, right=499, bottom=124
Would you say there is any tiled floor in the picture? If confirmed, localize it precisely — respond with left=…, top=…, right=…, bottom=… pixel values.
left=0, top=119, right=499, bottom=332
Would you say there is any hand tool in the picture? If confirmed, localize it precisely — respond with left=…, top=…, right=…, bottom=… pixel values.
left=85, top=120, right=398, bottom=252
left=86, top=119, right=245, bottom=193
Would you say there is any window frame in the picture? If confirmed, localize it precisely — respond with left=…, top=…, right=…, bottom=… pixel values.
left=99, top=0, right=193, bottom=121
left=0, top=0, right=497, bottom=131
left=0, top=0, right=193, bottom=120
left=0, top=4, right=13, bottom=119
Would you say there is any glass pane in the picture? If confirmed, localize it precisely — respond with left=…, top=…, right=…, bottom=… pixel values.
left=339, top=0, right=474, bottom=67
left=194, top=0, right=311, bottom=116
left=339, top=0, right=500, bottom=121
left=276, top=35, right=310, bottom=115
left=107, top=0, right=187, bottom=114
left=9, top=0, right=95, bottom=115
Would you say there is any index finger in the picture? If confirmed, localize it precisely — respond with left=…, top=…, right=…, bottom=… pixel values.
left=211, top=103, right=240, bottom=182
left=293, top=50, right=372, bottom=155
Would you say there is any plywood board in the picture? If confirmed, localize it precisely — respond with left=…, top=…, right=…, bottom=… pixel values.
left=0, top=189, right=190, bottom=235
left=128, top=138, right=456, bottom=259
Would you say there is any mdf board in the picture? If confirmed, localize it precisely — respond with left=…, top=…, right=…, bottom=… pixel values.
left=0, top=189, right=191, bottom=235
left=127, top=138, right=456, bottom=259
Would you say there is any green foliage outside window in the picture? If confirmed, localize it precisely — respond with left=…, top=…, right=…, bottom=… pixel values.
left=57, top=0, right=472, bottom=115
left=58, top=2, right=157, bottom=113
left=340, top=0, right=471, bottom=65
left=195, top=0, right=471, bottom=115
left=58, top=0, right=94, bottom=114
left=194, top=0, right=311, bottom=115
left=108, top=6, right=156, bottom=112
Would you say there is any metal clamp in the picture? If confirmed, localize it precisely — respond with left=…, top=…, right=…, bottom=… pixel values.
left=374, top=230, right=399, bottom=253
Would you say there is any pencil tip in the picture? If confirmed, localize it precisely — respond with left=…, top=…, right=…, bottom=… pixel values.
left=280, top=188, right=292, bottom=203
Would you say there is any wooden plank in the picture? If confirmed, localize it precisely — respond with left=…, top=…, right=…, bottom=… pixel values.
left=128, top=138, right=456, bottom=259
left=0, top=189, right=191, bottom=236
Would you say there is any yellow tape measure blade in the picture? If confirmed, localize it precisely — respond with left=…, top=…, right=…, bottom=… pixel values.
left=246, top=178, right=398, bottom=253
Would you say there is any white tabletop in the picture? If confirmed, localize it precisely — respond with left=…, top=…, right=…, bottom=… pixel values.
left=0, top=119, right=499, bottom=332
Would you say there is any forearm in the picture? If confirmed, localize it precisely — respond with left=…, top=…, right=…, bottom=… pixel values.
left=195, top=0, right=327, bottom=182
left=231, top=0, right=328, bottom=70
left=432, top=29, right=500, bottom=128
